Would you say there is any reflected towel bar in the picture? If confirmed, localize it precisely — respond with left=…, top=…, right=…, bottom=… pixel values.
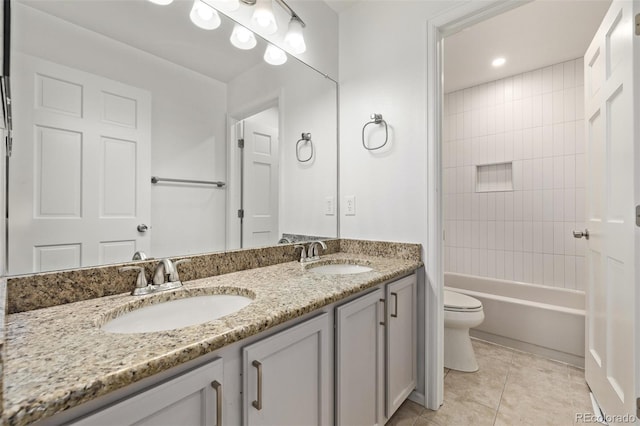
left=151, top=176, right=226, bottom=188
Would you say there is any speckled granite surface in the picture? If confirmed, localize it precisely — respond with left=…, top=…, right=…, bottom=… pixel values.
left=7, top=240, right=340, bottom=314
left=340, top=239, right=421, bottom=261
left=0, top=279, right=6, bottom=414
left=3, top=251, right=422, bottom=426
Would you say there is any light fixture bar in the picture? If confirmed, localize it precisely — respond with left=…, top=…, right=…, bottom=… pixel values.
left=239, top=0, right=305, bottom=27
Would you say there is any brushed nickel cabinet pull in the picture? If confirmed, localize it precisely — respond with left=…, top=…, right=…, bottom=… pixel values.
left=211, top=380, right=222, bottom=425
left=252, top=360, right=263, bottom=410
left=379, top=299, right=386, bottom=326
left=391, top=292, right=399, bottom=318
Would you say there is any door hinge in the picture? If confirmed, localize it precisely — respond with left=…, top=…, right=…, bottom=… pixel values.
left=237, top=209, right=244, bottom=219
left=237, top=138, right=244, bottom=149
left=636, top=205, right=640, bottom=227
left=636, top=13, right=640, bottom=36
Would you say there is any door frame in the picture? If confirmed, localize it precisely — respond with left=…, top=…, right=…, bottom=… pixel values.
left=424, top=0, right=532, bottom=409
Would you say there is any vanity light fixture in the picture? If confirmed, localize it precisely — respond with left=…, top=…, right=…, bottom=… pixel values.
left=492, top=57, right=506, bottom=67
left=284, top=16, right=306, bottom=54
left=264, top=44, right=287, bottom=65
left=190, top=0, right=221, bottom=30
left=147, top=0, right=174, bottom=5
left=251, top=0, right=278, bottom=34
left=230, top=24, right=257, bottom=50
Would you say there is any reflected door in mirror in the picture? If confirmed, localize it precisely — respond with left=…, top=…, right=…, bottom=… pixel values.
left=9, top=54, right=151, bottom=274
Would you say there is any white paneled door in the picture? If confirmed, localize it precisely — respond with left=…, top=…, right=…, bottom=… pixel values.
left=10, top=54, right=151, bottom=274
left=242, top=119, right=279, bottom=248
left=583, top=0, right=638, bottom=421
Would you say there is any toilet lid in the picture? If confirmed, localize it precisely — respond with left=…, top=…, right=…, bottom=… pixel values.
left=444, top=290, right=482, bottom=311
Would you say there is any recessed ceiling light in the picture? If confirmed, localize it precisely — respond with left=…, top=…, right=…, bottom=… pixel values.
left=492, top=57, right=506, bottom=67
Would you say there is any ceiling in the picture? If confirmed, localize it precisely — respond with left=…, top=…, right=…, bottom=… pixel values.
left=18, top=0, right=266, bottom=83
left=444, top=0, right=611, bottom=93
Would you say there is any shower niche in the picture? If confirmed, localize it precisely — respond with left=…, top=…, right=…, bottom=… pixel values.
left=475, top=162, right=513, bottom=192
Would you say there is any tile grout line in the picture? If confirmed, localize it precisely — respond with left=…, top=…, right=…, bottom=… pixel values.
left=492, top=353, right=514, bottom=425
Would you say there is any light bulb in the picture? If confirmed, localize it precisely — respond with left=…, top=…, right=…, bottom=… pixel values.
left=148, top=0, right=173, bottom=4
left=264, top=44, right=287, bottom=66
left=252, top=0, right=277, bottom=35
left=190, top=0, right=221, bottom=30
left=197, top=4, right=213, bottom=20
left=492, top=57, right=506, bottom=67
left=284, top=17, right=306, bottom=54
left=230, top=24, right=257, bottom=50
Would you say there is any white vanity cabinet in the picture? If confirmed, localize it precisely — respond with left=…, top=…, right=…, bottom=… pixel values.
left=70, top=358, right=224, bottom=426
left=335, top=288, right=385, bottom=426
left=335, top=273, right=417, bottom=425
left=386, top=274, right=417, bottom=416
left=242, top=313, right=332, bottom=426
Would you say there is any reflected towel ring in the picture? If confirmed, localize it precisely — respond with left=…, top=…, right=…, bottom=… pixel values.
left=296, top=132, right=313, bottom=162
left=362, top=113, right=388, bottom=151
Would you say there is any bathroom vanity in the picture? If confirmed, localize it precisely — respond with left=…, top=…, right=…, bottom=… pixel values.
left=1, top=241, right=422, bottom=426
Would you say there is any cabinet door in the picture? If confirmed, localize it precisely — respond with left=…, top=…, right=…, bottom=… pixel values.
left=243, top=313, right=331, bottom=426
left=72, top=358, right=224, bottom=426
left=386, top=274, right=417, bottom=417
left=335, top=288, right=385, bottom=426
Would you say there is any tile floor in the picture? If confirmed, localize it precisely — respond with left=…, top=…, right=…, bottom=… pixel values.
left=387, top=339, right=592, bottom=426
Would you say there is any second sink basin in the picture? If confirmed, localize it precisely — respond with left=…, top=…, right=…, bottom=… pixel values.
left=102, top=294, right=253, bottom=334
left=308, top=263, right=373, bottom=275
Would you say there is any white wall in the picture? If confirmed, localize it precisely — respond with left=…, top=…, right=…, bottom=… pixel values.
left=443, top=58, right=587, bottom=291
left=227, top=60, right=338, bottom=239
left=11, top=4, right=228, bottom=260
left=339, top=1, right=454, bottom=244
left=216, top=0, right=339, bottom=80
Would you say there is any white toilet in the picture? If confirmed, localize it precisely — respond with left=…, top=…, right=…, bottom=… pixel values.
left=444, top=290, right=485, bottom=372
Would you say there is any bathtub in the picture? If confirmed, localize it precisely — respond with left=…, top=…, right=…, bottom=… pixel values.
left=445, top=272, right=586, bottom=367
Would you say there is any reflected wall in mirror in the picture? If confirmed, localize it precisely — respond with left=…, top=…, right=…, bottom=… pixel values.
left=8, top=0, right=338, bottom=275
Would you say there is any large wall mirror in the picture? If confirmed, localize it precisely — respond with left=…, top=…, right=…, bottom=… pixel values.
left=6, top=0, right=338, bottom=275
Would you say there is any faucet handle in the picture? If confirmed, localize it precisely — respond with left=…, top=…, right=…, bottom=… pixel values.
left=172, top=259, right=192, bottom=282
left=119, top=266, right=148, bottom=289
left=294, top=244, right=308, bottom=263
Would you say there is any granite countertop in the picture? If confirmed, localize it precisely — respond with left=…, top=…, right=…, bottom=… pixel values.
left=2, top=253, right=422, bottom=425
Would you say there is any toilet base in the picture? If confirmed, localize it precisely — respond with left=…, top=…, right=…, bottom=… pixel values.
left=444, top=327, right=479, bottom=372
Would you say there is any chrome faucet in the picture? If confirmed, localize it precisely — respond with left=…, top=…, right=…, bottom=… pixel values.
left=120, top=258, right=192, bottom=296
left=308, top=240, right=327, bottom=260
left=153, top=258, right=176, bottom=285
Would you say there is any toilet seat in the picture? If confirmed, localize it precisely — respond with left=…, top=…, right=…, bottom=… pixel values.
left=444, top=290, right=483, bottom=312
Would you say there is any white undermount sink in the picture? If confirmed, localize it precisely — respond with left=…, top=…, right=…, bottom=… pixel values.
left=102, top=295, right=253, bottom=334
left=308, top=263, right=373, bottom=275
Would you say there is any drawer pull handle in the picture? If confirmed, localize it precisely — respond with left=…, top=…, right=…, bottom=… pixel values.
left=211, top=380, right=222, bottom=425
left=252, top=360, right=263, bottom=410
left=391, top=292, right=399, bottom=318
left=379, top=298, right=386, bottom=326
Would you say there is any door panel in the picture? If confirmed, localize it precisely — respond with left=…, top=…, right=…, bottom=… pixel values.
left=242, top=119, right=279, bottom=248
left=335, top=289, right=384, bottom=426
left=242, top=313, right=331, bottom=426
left=583, top=0, right=637, bottom=419
left=10, top=53, right=151, bottom=274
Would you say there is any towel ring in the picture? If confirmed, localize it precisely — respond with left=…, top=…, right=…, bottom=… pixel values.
left=362, top=113, right=388, bottom=151
left=296, top=132, right=313, bottom=162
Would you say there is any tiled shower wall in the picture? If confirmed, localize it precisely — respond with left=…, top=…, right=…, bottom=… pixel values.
left=443, top=58, right=587, bottom=291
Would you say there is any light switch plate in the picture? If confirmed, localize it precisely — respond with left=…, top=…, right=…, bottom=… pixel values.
left=345, top=195, right=356, bottom=216
left=325, top=196, right=335, bottom=216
